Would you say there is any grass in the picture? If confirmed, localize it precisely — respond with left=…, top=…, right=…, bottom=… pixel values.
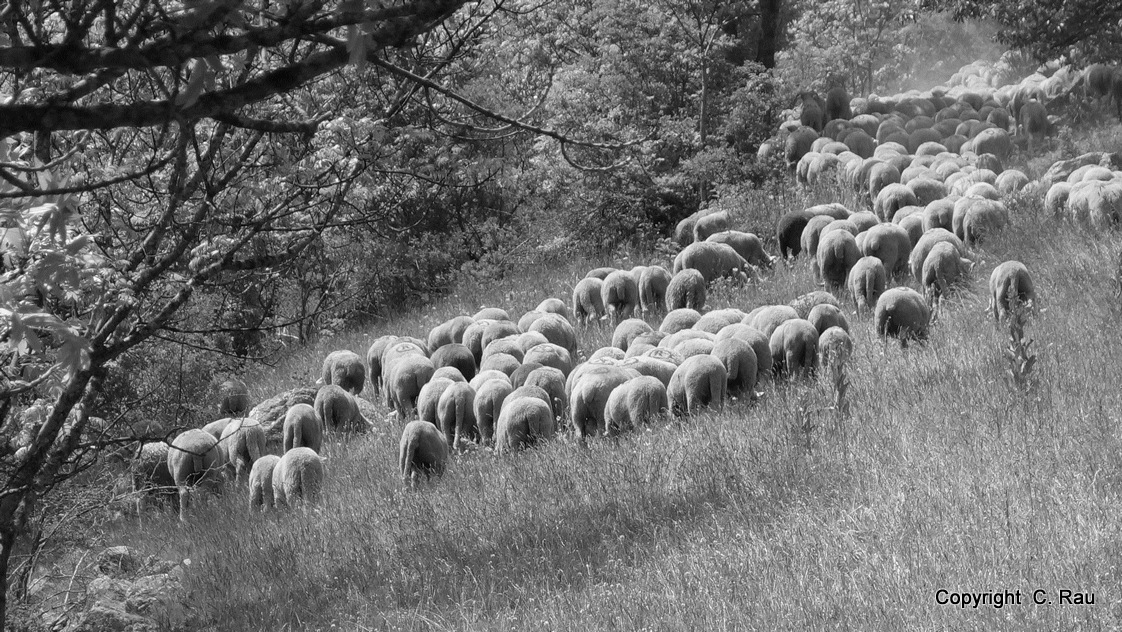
left=75, top=123, right=1122, bottom=630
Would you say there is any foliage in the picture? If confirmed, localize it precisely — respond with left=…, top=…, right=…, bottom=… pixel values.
left=923, top=0, right=1122, bottom=64
left=777, top=0, right=1007, bottom=96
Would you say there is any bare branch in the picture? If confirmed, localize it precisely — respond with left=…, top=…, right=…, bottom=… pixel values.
left=370, top=56, right=649, bottom=151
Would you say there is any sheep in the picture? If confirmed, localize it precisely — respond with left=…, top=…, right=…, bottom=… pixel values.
left=1017, top=100, right=1051, bottom=152
left=522, top=342, right=570, bottom=376
left=693, top=308, right=746, bottom=334
left=417, top=377, right=457, bottom=426
left=660, top=328, right=713, bottom=351
left=166, top=429, right=224, bottom=522
left=793, top=91, right=825, bottom=131
left=481, top=321, right=520, bottom=352
left=860, top=223, right=912, bottom=277
left=706, top=231, right=774, bottom=269
left=1067, top=179, right=1122, bottom=228
left=218, top=378, right=251, bottom=417
left=568, top=364, right=641, bottom=439
left=674, top=338, right=715, bottom=359
left=638, top=265, right=672, bottom=313
left=604, top=376, right=668, bottom=434
left=384, top=354, right=436, bottom=418
left=366, top=335, right=399, bottom=398
left=427, top=315, right=475, bottom=351
left=248, top=454, right=281, bottom=510
left=848, top=256, right=886, bottom=313
left=667, top=354, right=728, bottom=417
left=494, top=395, right=555, bottom=454
left=800, top=214, right=836, bottom=261
left=674, top=210, right=716, bottom=247
left=472, top=377, right=513, bottom=445
left=923, top=199, right=955, bottom=233
left=960, top=198, right=1008, bottom=248
left=711, top=337, right=758, bottom=396
left=283, top=403, right=323, bottom=453
left=749, top=304, right=799, bottom=338
left=535, top=297, right=571, bottom=321
left=807, top=303, right=849, bottom=335
left=867, top=163, right=902, bottom=206
left=673, top=242, right=752, bottom=284
left=612, top=318, right=654, bottom=352
left=314, top=384, right=369, bottom=433
left=789, top=290, right=841, bottom=319
left=665, top=269, right=707, bottom=311
left=816, top=229, right=859, bottom=291
left=970, top=128, right=1012, bottom=162
left=825, top=86, right=851, bottom=122
left=875, top=287, right=932, bottom=345
left=430, top=343, right=476, bottom=383
left=432, top=366, right=465, bottom=383
left=619, top=356, right=678, bottom=388
left=785, top=126, right=819, bottom=168
left=776, top=209, right=815, bottom=258
left=590, top=347, right=626, bottom=362
left=601, top=270, right=640, bottom=323
left=922, top=241, right=973, bottom=306
left=479, top=352, right=521, bottom=378
left=909, top=228, right=967, bottom=281
left=693, top=210, right=730, bottom=242
left=817, top=326, right=853, bottom=373
left=201, top=417, right=232, bottom=442
left=399, top=420, right=449, bottom=485
left=1045, top=181, right=1072, bottom=217
left=131, top=442, right=175, bottom=513
left=527, top=313, right=579, bottom=360
left=523, top=365, right=567, bottom=422
left=989, top=261, right=1035, bottom=321
left=321, top=350, right=366, bottom=395
left=271, top=447, right=326, bottom=508
left=572, top=277, right=606, bottom=324
left=437, top=381, right=477, bottom=451
left=517, top=331, right=550, bottom=353
left=473, top=307, right=510, bottom=321
left=219, top=417, right=266, bottom=485
left=1084, top=63, right=1114, bottom=106
left=769, top=319, right=819, bottom=379
left=660, top=308, right=703, bottom=334
left=714, top=323, right=771, bottom=379
left=482, top=338, right=524, bottom=364
left=380, top=339, right=429, bottom=399
left=461, top=320, right=494, bottom=364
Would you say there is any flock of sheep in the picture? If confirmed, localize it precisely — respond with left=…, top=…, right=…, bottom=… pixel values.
left=130, top=56, right=1122, bottom=522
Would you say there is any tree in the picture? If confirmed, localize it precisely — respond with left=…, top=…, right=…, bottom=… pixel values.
left=0, top=1, right=636, bottom=626
left=922, top=0, right=1122, bottom=64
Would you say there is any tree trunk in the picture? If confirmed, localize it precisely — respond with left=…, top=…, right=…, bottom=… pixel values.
left=0, top=526, right=16, bottom=629
left=699, top=55, right=709, bottom=202
left=755, top=0, right=782, bottom=69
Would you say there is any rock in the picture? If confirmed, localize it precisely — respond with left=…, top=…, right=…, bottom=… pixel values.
left=1041, top=152, right=1104, bottom=187
left=249, top=387, right=316, bottom=451
left=126, top=572, right=194, bottom=631
left=69, top=576, right=154, bottom=632
left=86, top=576, right=130, bottom=603
left=96, top=546, right=143, bottom=577
left=69, top=603, right=157, bottom=632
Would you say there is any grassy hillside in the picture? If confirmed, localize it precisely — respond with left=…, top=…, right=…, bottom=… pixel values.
left=95, top=124, right=1122, bottom=631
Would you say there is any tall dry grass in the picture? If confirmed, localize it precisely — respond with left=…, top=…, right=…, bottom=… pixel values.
left=101, top=144, right=1122, bottom=630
